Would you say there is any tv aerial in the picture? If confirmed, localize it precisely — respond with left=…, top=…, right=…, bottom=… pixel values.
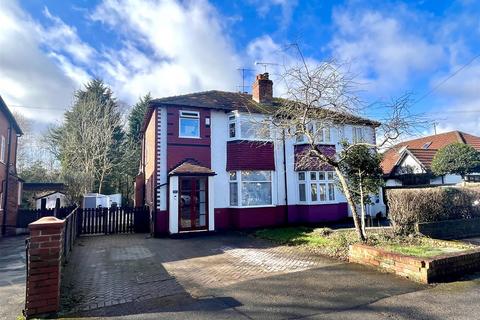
left=255, top=61, right=278, bottom=73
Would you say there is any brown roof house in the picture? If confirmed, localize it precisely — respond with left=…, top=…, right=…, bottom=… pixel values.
left=0, top=96, right=23, bottom=236
left=381, top=131, right=480, bottom=186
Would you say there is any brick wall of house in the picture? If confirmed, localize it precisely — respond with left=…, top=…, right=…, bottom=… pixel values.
left=0, top=106, right=20, bottom=236
left=144, top=109, right=157, bottom=209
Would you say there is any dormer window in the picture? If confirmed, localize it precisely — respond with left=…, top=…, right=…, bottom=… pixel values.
left=179, top=110, right=200, bottom=138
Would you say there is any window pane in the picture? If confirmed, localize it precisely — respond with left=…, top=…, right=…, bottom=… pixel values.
left=298, top=172, right=305, bottom=181
left=325, top=127, right=331, bottom=142
left=311, top=183, right=317, bottom=201
left=230, top=182, right=238, bottom=206
left=328, top=183, right=335, bottom=201
left=241, top=171, right=271, bottom=181
left=241, top=182, right=272, bottom=206
left=299, top=183, right=306, bottom=201
left=310, top=172, right=317, bottom=181
left=327, top=172, right=334, bottom=180
left=240, top=120, right=254, bottom=139
left=318, top=128, right=324, bottom=142
left=319, top=184, right=326, bottom=201
left=229, top=171, right=237, bottom=181
left=318, top=172, right=325, bottom=180
left=229, top=122, right=236, bottom=138
left=180, top=118, right=200, bottom=137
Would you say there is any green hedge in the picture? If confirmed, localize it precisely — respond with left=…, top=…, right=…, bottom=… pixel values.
left=386, top=187, right=480, bottom=235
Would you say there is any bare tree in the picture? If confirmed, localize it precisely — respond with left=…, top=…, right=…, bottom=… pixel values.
left=253, top=49, right=422, bottom=241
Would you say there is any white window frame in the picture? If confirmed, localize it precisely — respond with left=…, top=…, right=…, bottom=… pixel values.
left=179, top=110, right=200, bottom=138
left=352, top=127, right=365, bottom=143
left=295, top=122, right=332, bottom=144
left=227, top=111, right=272, bottom=142
left=0, top=135, right=5, bottom=164
left=297, top=170, right=337, bottom=204
left=229, top=170, right=274, bottom=208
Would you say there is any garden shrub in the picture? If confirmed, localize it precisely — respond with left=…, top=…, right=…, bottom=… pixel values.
left=387, top=187, right=480, bottom=235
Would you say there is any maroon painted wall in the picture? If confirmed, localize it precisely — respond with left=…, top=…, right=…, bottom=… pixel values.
left=294, top=144, right=336, bottom=171
left=214, top=203, right=348, bottom=230
left=155, top=210, right=169, bottom=235
left=166, top=106, right=211, bottom=171
left=226, top=141, right=275, bottom=171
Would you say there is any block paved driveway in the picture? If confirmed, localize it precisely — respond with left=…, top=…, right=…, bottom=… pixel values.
left=61, top=232, right=441, bottom=319
left=0, top=235, right=26, bottom=320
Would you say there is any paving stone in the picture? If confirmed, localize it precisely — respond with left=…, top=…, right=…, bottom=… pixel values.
left=60, top=233, right=338, bottom=314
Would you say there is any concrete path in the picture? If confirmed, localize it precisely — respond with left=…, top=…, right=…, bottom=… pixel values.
left=61, top=233, right=429, bottom=319
left=0, top=235, right=26, bottom=320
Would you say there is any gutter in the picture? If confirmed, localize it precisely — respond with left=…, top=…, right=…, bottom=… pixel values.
left=1, top=124, right=12, bottom=236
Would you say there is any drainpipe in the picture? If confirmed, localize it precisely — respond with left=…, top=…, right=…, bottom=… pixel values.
left=1, top=124, right=12, bottom=236
left=282, top=129, right=289, bottom=225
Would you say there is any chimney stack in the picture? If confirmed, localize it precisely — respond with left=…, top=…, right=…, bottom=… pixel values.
left=252, top=73, right=273, bottom=104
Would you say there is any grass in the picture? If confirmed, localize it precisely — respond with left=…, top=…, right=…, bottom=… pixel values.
left=255, top=226, right=475, bottom=260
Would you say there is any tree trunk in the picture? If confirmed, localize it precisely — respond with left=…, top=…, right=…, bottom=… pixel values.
left=334, top=167, right=366, bottom=242
left=359, top=172, right=366, bottom=236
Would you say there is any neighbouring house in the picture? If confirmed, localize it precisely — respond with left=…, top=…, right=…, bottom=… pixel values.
left=381, top=131, right=480, bottom=187
left=22, top=182, right=66, bottom=208
left=83, top=193, right=122, bottom=209
left=35, top=191, right=69, bottom=210
left=0, top=96, right=23, bottom=236
left=136, top=73, right=382, bottom=235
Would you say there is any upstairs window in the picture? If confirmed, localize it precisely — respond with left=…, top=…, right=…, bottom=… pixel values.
left=0, top=135, right=5, bottom=163
left=296, top=122, right=331, bottom=144
left=228, top=112, right=271, bottom=141
left=179, top=111, right=200, bottom=138
left=352, top=127, right=365, bottom=143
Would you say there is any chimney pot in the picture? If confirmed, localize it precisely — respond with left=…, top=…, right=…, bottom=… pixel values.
left=252, top=72, right=273, bottom=103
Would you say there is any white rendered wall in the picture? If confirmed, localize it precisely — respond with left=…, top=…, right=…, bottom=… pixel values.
left=168, top=176, right=179, bottom=234
left=208, top=176, right=215, bottom=230
left=210, top=111, right=230, bottom=208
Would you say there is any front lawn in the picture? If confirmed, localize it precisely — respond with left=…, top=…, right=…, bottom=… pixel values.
left=255, top=227, right=475, bottom=260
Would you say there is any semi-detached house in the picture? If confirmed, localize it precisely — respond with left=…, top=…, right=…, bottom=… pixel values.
left=137, top=73, right=383, bottom=235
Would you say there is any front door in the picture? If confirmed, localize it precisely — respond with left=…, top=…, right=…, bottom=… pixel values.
left=179, top=176, right=208, bottom=231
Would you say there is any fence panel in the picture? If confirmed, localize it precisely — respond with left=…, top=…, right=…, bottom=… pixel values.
left=77, top=207, right=149, bottom=235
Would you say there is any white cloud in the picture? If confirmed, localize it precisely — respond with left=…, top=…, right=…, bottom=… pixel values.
left=329, top=9, right=445, bottom=96
left=0, top=1, right=82, bottom=123
left=248, top=0, right=298, bottom=30
left=90, top=0, right=242, bottom=103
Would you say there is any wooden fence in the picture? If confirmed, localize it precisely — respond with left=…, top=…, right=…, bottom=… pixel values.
left=16, top=207, right=76, bottom=229
left=79, top=207, right=149, bottom=235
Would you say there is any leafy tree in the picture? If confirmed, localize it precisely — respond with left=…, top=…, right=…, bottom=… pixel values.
left=338, top=142, right=384, bottom=234
left=48, top=79, right=125, bottom=202
left=431, top=143, right=480, bottom=178
left=126, top=93, right=151, bottom=177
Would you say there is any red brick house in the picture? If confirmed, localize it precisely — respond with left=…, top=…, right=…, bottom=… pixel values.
left=137, top=73, right=381, bottom=235
left=0, top=96, right=23, bottom=236
left=382, top=131, right=480, bottom=186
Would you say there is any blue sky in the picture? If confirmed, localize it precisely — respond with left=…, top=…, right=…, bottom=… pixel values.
left=0, top=0, right=479, bottom=135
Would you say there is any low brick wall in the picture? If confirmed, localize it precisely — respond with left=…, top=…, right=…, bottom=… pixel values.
left=416, top=218, right=480, bottom=239
left=349, top=243, right=480, bottom=283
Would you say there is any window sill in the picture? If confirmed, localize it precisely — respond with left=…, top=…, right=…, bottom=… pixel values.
left=296, top=201, right=340, bottom=205
left=179, top=136, right=202, bottom=139
left=227, top=138, right=273, bottom=143
left=228, top=204, right=276, bottom=209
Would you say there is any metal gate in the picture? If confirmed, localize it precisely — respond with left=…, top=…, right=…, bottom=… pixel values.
left=78, top=207, right=150, bottom=235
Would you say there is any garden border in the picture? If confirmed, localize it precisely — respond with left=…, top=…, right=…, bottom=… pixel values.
left=349, top=243, right=480, bottom=283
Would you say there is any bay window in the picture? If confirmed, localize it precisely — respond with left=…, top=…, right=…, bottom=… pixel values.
left=228, top=112, right=271, bottom=141
left=295, top=122, right=332, bottom=144
left=352, top=127, right=365, bottom=143
left=229, top=170, right=273, bottom=207
left=179, top=110, right=200, bottom=138
left=298, top=170, right=336, bottom=203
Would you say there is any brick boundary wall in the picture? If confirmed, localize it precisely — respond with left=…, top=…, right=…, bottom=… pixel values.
left=349, top=243, right=480, bottom=284
left=25, top=217, right=65, bottom=318
left=416, top=218, right=480, bottom=239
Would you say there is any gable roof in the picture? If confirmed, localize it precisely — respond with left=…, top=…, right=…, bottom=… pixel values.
left=0, top=96, right=23, bottom=135
left=142, top=90, right=379, bottom=134
left=381, top=131, right=480, bottom=175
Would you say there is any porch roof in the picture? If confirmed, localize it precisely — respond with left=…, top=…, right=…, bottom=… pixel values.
left=169, top=159, right=216, bottom=176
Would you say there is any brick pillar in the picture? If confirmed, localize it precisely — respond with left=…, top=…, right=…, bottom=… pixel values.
left=25, top=216, right=65, bottom=318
